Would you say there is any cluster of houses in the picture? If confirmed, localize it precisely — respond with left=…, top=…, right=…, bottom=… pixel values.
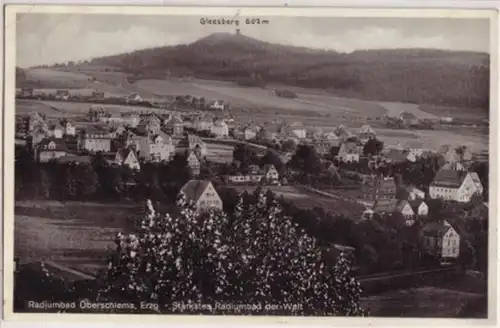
left=15, top=110, right=211, bottom=177
left=16, top=87, right=230, bottom=113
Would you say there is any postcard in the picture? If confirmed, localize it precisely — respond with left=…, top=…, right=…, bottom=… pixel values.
left=2, top=4, right=498, bottom=326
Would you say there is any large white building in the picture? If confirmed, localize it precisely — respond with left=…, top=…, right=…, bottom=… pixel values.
left=429, top=169, right=483, bottom=202
left=210, top=119, right=229, bottom=137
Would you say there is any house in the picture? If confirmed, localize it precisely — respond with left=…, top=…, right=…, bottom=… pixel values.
left=164, top=115, right=184, bottom=137
left=194, top=118, right=213, bottom=132
left=337, top=138, right=363, bottom=162
left=114, top=148, right=141, bottom=170
left=439, top=145, right=460, bottom=164
left=323, top=132, right=340, bottom=141
left=148, top=132, right=174, bottom=162
left=372, top=199, right=415, bottom=225
left=109, top=124, right=127, bottom=139
left=48, top=123, right=64, bottom=139
left=263, top=164, right=279, bottom=183
left=420, top=220, right=460, bottom=260
left=362, top=176, right=397, bottom=203
left=121, top=113, right=141, bottom=128
left=127, top=92, right=143, bottom=103
left=177, top=134, right=207, bottom=157
left=186, top=151, right=201, bottom=176
left=312, top=138, right=339, bottom=156
left=63, top=120, right=76, bottom=136
left=357, top=125, right=376, bottom=144
left=408, top=186, right=426, bottom=201
left=79, top=126, right=112, bottom=153
left=241, top=124, right=261, bottom=140
left=36, top=138, right=67, bottom=163
left=139, top=115, right=162, bottom=135
left=384, top=148, right=416, bottom=163
left=440, top=117, right=453, bottom=123
left=410, top=200, right=429, bottom=217
left=306, top=127, right=323, bottom=139
left=209, top=100, right=225, bottom=111
left=334, top=125, right=352, bottom=141
left=180, top=180, right=223, bottom=212
left=210, top=119, right=229, bottom=138
left=99, top=114, right=124, bottom=125
left=456, top=146, right=473, bottom=162
left=429, top=169, right=477, bottom=202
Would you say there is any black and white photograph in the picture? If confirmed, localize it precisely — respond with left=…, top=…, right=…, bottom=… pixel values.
left=4, top=5, right=496, bottom=321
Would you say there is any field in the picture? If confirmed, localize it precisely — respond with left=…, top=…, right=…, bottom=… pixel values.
left=14, top=201, right=142, bottom=276
left=204, top=143, right=234, bottom=163
left=360, top=287, right=486, bottom=317
left=227, top=185, right=365, bottom=218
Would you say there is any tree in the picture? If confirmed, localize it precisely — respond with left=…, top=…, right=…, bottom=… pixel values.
left=104, top=190, right=364, bottom=315
left=362, top=138, right=384, bottom=156
left=281, top=139, right=297, bottom=153
left=232, top=144, right=258, bottom=169
left=260, top=149, right=285, bottom=172
left=289, top=145, right=322, bottom=184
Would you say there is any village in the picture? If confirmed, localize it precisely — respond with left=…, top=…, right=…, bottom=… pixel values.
left=14, top=86, right=489, bottom=273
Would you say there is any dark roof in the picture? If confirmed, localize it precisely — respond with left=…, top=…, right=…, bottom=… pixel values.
left=38, top=138, right=67, bottom=151
left=421, top=220, right=454, bottom=238
left=180, top=180, right=212, bottom=203
left=431, top=169, right=468, bottom=188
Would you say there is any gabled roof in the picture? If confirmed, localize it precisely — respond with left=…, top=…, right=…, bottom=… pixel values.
left=180, top=180, right=213, bottom=203
left=38, top=138, right=67, bottom=151
left=410, top=200, right=427, bottom=213
left=431, top=169, right=468, bottom=188
left=149, top=131, right=172, bottom=143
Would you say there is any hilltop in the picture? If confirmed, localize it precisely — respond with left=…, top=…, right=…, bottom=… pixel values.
left=52, top=32, right=491, bottom=109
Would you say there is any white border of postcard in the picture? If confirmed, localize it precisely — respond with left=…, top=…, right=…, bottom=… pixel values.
left=2, top=4, right=499, bottom=327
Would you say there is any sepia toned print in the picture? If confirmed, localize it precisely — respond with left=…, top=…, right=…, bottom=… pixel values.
left=5, top=5, right=496, bottom=322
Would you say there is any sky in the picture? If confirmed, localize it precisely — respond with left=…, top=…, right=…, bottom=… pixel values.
left=16, top=13, right=490, bottom=68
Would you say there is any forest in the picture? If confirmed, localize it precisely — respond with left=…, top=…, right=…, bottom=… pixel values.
left=89, top=33, right=490, bottom=109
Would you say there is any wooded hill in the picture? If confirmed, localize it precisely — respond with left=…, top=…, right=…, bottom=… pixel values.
left=85, top=33, right=486, bottom=109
